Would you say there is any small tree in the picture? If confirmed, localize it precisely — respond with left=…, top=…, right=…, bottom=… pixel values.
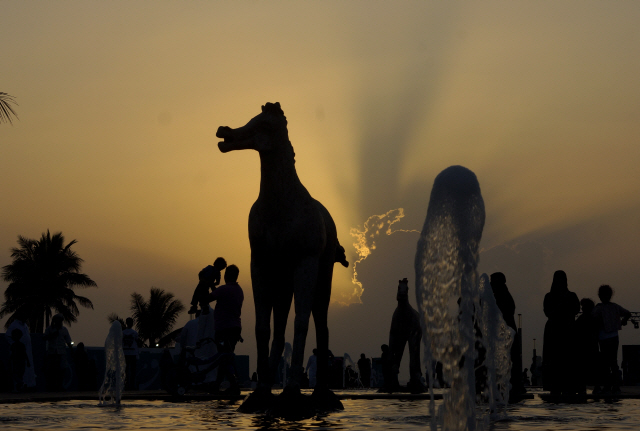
left=1, top=230, right=97, bottom=333
left=130, top=287, right=184, bottom=347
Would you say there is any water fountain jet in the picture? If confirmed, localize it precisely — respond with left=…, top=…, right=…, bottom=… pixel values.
left=415, top=166, right=514, bottom=430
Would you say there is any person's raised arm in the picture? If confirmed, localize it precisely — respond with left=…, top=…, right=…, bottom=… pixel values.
left=621, top=305, right=632, bottom=326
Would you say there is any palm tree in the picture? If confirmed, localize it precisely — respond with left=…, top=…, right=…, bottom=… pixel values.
left=0, top=92, right=19, bottom=124
left=130, top=287, right=184, bottom=347
left=1, top=230, right=97, bottom=333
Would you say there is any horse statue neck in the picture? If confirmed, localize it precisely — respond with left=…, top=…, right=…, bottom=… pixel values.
left=258, top=140, right=305, bottom=203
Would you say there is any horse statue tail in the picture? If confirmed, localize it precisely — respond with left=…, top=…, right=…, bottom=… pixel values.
left=335, top=242, right=349, bottom=268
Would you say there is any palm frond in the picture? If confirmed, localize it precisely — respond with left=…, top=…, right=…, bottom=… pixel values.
left=0, top=92, right=19, bottom=125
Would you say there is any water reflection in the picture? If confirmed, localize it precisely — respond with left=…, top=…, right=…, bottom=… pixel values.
left=2, top=397, right=640, bottom=430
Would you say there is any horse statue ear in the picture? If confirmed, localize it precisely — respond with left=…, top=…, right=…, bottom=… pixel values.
left=261, top=105, right=266, bottom=112
left=275, top=102, right=281, bottom=109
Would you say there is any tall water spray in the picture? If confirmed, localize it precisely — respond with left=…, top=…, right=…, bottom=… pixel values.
left=415, top=166, right=513, bottom=430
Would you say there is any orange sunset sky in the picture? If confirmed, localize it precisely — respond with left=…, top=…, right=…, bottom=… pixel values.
left=2, top=1, right=640, bottom=378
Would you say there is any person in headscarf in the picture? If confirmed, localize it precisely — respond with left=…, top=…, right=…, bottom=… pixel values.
left=99, top=321, right=126, bottom=405
left=490, top=272, right=524, bottom=398
left=542, top=270, right=580, bottom=395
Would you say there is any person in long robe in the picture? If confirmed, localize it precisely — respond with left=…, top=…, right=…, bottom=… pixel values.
left=490, top=272, right=524, bottom=398
left=543, top=270, right=580, bottom=395
left=5, top=317, right=36, bottom=388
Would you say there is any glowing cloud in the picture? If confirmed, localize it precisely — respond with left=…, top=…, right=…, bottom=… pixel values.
left=347, top=208, right=419, bottom=304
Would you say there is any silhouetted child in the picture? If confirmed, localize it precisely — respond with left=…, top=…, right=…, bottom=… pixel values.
left=305, top=349, right=318, bottom=388
left=575, top=298, right=601, bottom=394
left=188, top=257, right=227, bottom=314
left=592, top=285, right=631, bottom=394
left=10, top=329, right=30, bottom=392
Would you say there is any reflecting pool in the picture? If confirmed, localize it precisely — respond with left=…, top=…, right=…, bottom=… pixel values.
left=2, top=391, right=640, bottom=430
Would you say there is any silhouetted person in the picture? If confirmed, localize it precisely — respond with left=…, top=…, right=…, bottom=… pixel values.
left=44, top=314, right=73, bottom=391
left=10, top=329, right=30, bottom=392
left=5, top=315, right=36, bottom=388
left=530, top=355, right=542, bottom=386
left=306, top=349, right=318, bottom=388
left=74, top=342, right=96, bottom=391
left=490, top=272, right=524, bottom=398
left=592, top=284, right=631, bottom=394
left=189, top=257, right=227, bottom=314
left=207, top=264, right=243, bottom=395
left=490, top=272, right=517, bottom=330
left=380, top=344, right=394, bottom=393
left=542, top=270, right=580, bottom=395
left=357, top=353, right=371, bottom=388
left=122, top=317, right=140, bottom=390
left=522, top=368, right=531, bottom=386
left=575, top=298, right=601, bottom=394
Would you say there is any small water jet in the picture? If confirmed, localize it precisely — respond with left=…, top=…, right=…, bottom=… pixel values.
left=99, top=321, right=126, bottom=406
left=415, top=166, right=514, bottom=430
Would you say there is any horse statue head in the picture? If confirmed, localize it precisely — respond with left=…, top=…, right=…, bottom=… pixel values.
left=217, top=102, right=290, bottom=155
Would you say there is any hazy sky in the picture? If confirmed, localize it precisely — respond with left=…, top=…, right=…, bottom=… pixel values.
left=2, top=1, right=640, bottom=378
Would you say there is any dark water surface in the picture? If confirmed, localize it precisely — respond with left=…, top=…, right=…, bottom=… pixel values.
left=2, top=392, right=640, bottom=430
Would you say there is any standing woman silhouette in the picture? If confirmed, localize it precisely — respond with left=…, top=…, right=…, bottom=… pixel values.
left=543, top=270, right=580, bottom=395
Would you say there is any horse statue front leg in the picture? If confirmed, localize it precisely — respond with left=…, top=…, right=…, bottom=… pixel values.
left=268, top=257, right=318, bottom=418
left=238, top=265, right=276, bottom=413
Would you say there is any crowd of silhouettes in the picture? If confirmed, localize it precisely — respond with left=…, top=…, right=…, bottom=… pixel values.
left=1, top=261, right=636, bottom=398
left=542, top=270, right=632, bottom=396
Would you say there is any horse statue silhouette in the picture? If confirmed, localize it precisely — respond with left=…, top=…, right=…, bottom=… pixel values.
left=217, top=102, right=348, bottom=416
left=388, top=278, right=425, bottom=393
